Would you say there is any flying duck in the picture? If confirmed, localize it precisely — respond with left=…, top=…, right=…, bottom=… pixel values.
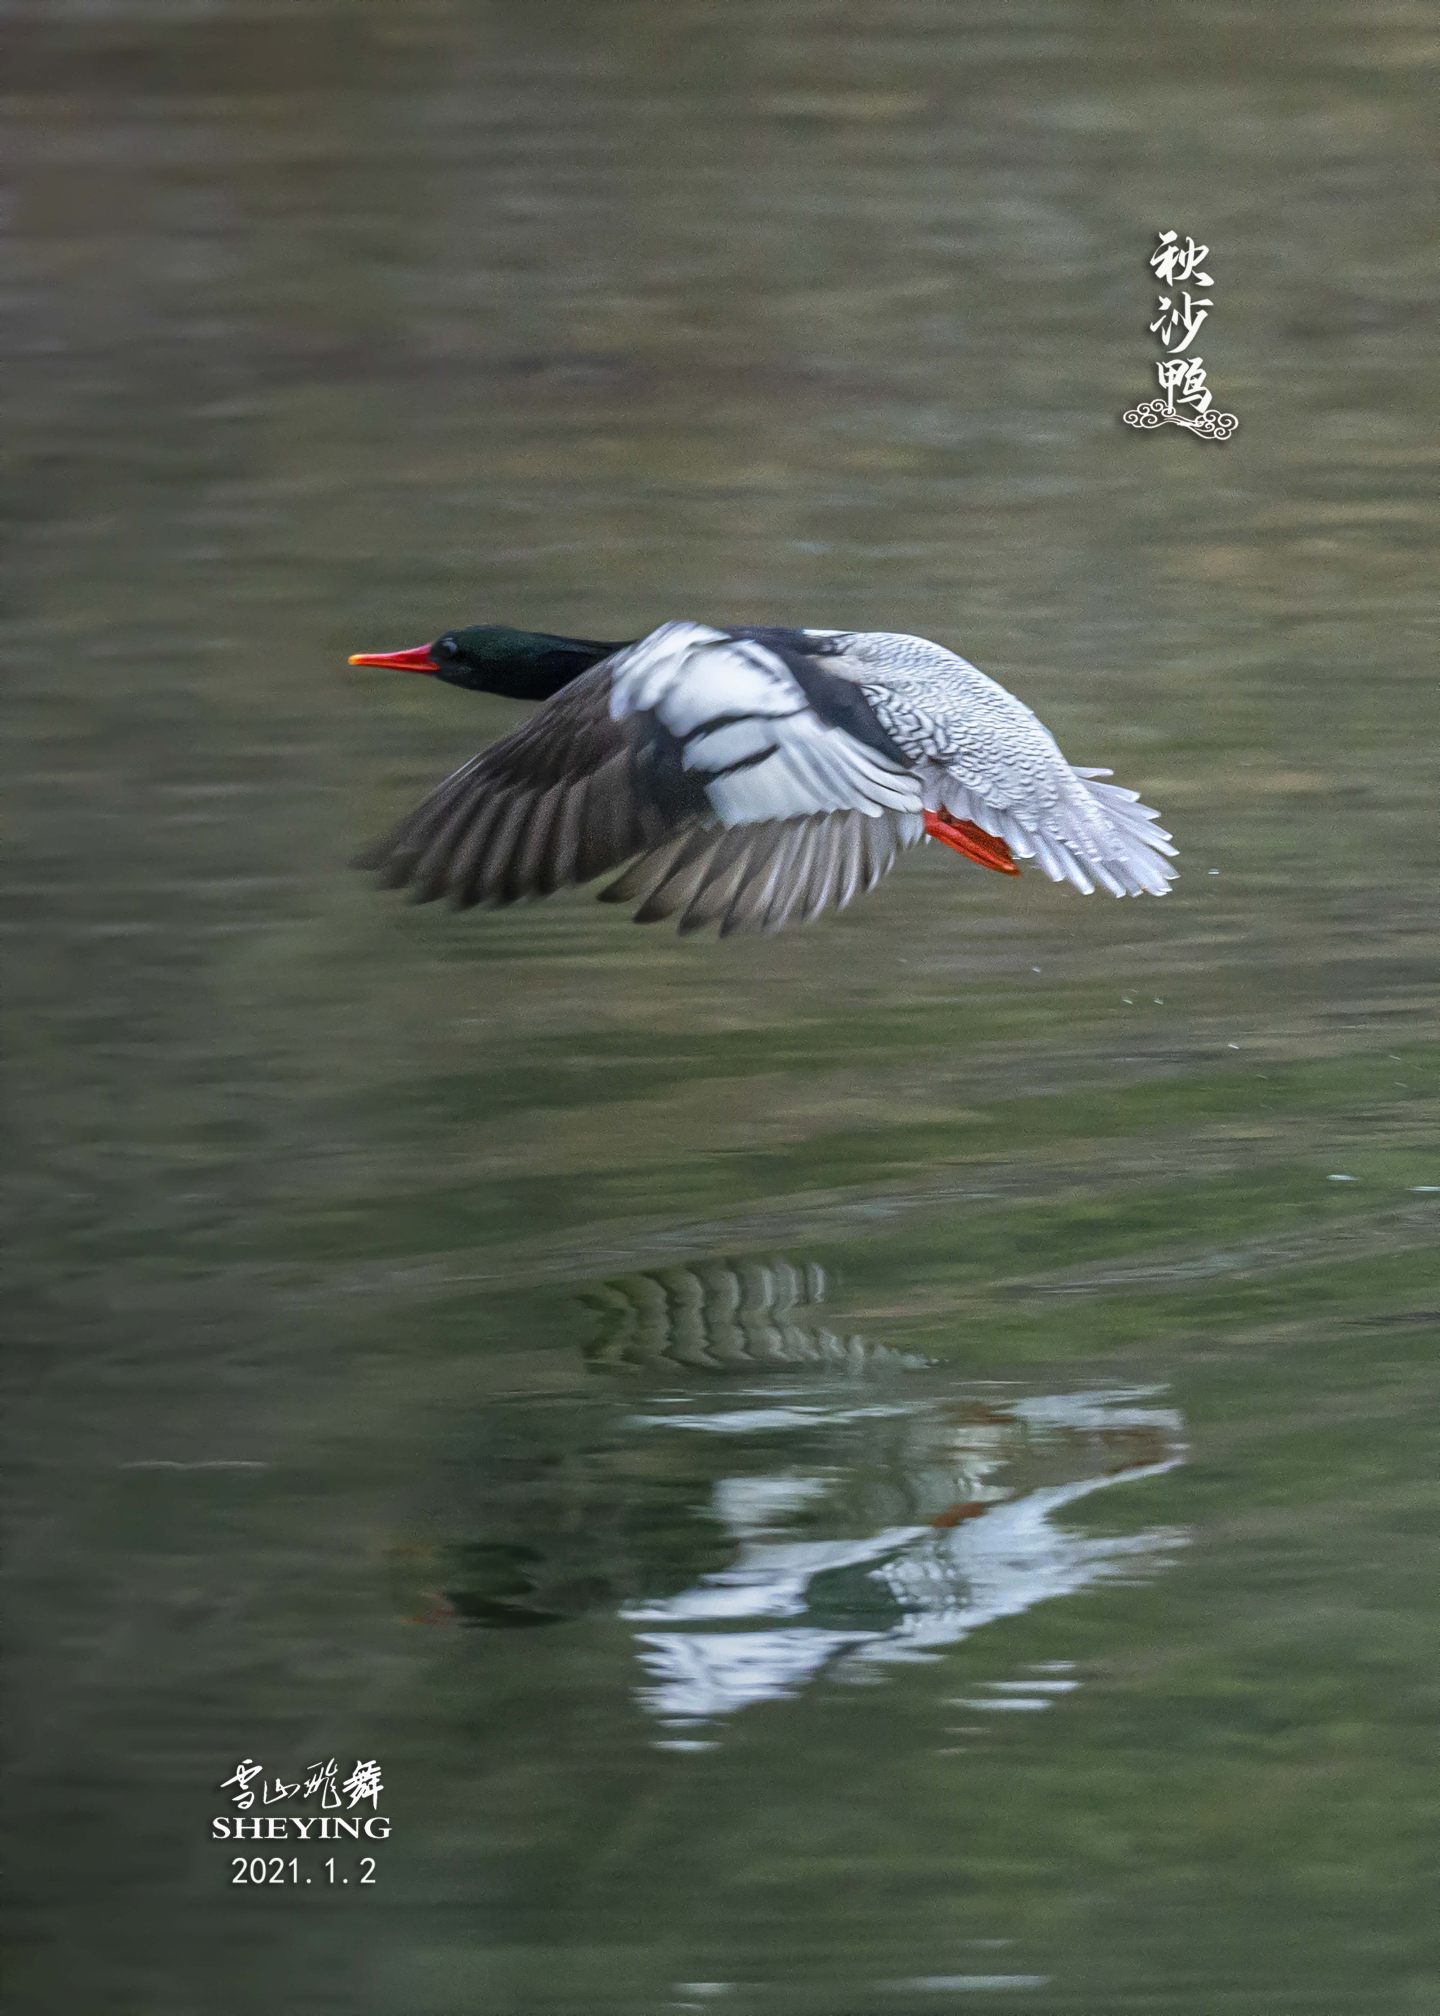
left=349, top=621, right=1176, bottom=935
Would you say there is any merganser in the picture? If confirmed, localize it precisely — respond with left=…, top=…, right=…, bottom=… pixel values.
left=349, top=621, right=1175, bottom=935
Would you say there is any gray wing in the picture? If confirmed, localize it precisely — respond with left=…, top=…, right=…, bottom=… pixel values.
left=353, top=662, right=698, bottom=909
left=599, top=809, right=924, bottom=936
left=356, top=622, right=923, bottom=928
left=840, top=632, right=1177, bottom=897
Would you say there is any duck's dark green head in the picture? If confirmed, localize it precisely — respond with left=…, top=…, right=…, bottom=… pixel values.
left=349, top=624, right=627, bottom=702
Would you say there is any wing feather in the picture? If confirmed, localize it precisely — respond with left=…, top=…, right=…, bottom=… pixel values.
left=632, top=832, right=727, bottom=928
left=596, top=810, right=923, bottom=936
left=741, top=821, right=812, bottom=935
left=449, top=790, right=518, bottom=909
left=677, top=831, right=763, bottom=936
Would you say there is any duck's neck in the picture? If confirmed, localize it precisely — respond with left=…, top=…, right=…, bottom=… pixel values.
left=455, top=628, right=629, bottom=701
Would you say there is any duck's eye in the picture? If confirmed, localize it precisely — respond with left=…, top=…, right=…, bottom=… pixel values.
left=437, top=636, right=461, bottom=660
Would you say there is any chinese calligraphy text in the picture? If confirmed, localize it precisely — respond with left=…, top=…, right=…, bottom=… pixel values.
left=1124, top=229, right=1238, bottom=442
left=212, top=1756, right=391, bottom=1862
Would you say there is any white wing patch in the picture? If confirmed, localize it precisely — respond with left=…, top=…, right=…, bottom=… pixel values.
left=609, top=622, right=921, bottom=824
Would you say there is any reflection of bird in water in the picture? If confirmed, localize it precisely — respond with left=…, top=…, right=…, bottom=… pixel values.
left=582, top=1255, right=929, bottom=1376
left=620, top=1384, right=1184, bottom=1734
left=408, top=1255, right=1185, bottom=1740
left=350, top=620, right=1175, bottom=933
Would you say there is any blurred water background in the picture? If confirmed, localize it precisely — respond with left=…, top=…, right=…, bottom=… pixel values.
left=5, top=1, right=1439, bottom=2010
